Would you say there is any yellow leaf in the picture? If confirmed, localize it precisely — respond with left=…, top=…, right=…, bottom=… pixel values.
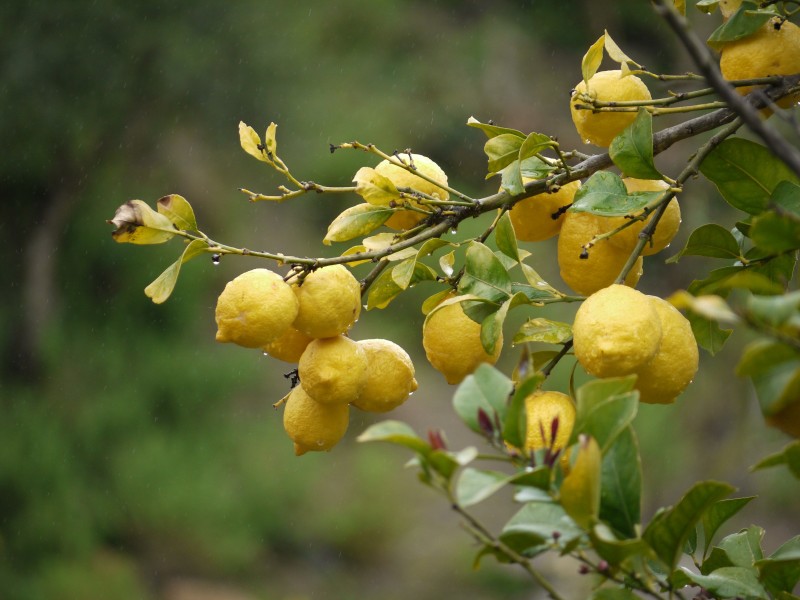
left=582, top=34, right=605, bottom=86
left=560, top=435, right=601, bottom=530
left=604, top=30, right=641, bottom=68
left=108, top=200, right=176, bottom=245
left=264, top=122, right=277, bottom=157
left=238, top=121, right=268, bottom=162
left=352, top=166, right=400, bottom=206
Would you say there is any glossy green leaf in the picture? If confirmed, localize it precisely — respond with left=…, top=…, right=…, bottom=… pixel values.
left=581, top=34, right=605, bottom=85
left=503, top=373, right=544, bottom=449
left=707, top=1, right=772, bottom=48
left=456, top=468, right=537, bottom=507
left=687, top=312, right=733, bottom=356
left=500, top=501, right=584, bottom=556
left=453, top=363, right=513, bottom=435
left=701, top=497, right=756, bottom=557
left=599, top=427, right=642, bottom=539
left=108, top=199, right=177, bottom=245
left=356, top=420, right=430, bottom=455
left=352, top=166, right=400, bottom=206
left=495, top=210, right=520, bottom=262
left=144, top=239, right=208, bottom=304
left=571, top=171, right=660, bottom=216
left=609, top=108, right=661, bottom=180
left=156, top=194, right=198, bottom=231
left=667, top=223, right=741, bottom=263
left=572, top=377, right=638, bottom=449
left=366, top=261, right=436, bottom=310
left=480, top=292, right=528, bottom=355
left=513, top=318, right=573, bottom=346
left=751, top=212, right=800, bottom=254
left=715, top=526, right=764, bottom=568
left=772, top=179, right=800, bottom=215
left=486, top=134, right=525, bottom=174
left=679, top=566, right=768, bottom=598
left=757, top=535, right=800, bottom=595
left=466, top=116, right=525, bottom=140
left=749, top=251, right=798, bottom=290
left=699, top=138, right=799, bottom=215
left=643, top=481, right=734, bottom=571
left=519, top=155, right=557, bottom=180
left=458, top=241, right=512, bottom=302
left=518, top=131, right=552, bottom=162
left=323, top=203, right=393, bottom=245
left=590, top=523, right=653, bottom=568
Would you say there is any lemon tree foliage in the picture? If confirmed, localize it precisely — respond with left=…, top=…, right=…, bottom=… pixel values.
left=106, top=1, right=800, bottom=598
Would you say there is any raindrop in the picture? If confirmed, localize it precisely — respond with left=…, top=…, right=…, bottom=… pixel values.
left=449, top=228, right=457, bottom=235
left=211, top=253, right=221, bottom=265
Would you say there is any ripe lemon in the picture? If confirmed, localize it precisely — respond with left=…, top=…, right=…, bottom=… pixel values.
left=283, top=385, right=349, bottom=456
left=262, top=325, right=313, bottom=363
left=215, top=269, right=298, bottom=349
left=524, top=391, right=576, bottom=453
left=298, top=336, right=367, bottom=405
left=557, top=210, right=643, bottom=296
left=509, top=180, right=581, bottom=242
left=374, top=153, right=449, bottom=230
left=607, top=178, right=681, bottom=256
left=570, top=70, right=652, bottom=147
left=423, top=296, right=502, bottom=385
left=292, top=265, right=362, bottom=339
left=573, top=284, right=662, bottom=378
left=720, top=20, right=800, bottom=109
left=352, top=339, right=418, bottom=413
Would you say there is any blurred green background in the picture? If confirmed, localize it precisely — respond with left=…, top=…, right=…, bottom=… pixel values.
left=1, top=2, right=797, bottom=599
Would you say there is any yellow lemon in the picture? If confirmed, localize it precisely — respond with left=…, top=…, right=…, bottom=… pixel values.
left=632, top=296, right=699, bottom=404
left=509, top=180, right=581, bottom=242
left=524, top=391, right=576, bottom=453
left=292, top=265, right=362, bottom=339
left=374, top=153, right=449, bottom=230
left=573, top=284, right=662, bottom=378
left=557, top=210, right=643, bottom=296
left=298, top=336, right=367, bottom=405
left=423, top=296, right=502, bottom=385
left=262, top=325, right=313, bottom=363
left=215, top=269, right=298, bottom=349
left=607, top=178, right=681, bottom=256
left=283, top=385, right=349, bottom=456
left=352, top=339, right=418, bottom=413
left=570, top=70, right=652, bottom=147
left=720, top=20, right=800, bottom=110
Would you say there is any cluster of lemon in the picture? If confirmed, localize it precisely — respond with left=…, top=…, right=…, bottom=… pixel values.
left=572, top=284, right=699, bottom=405
left=214, top=265, right=417, bottom=455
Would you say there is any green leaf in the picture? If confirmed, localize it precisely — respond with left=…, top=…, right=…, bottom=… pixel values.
left=689, top=266, right=784, bottom=296
left=590, top=587, right=641, bottom=600
left=352, top=166, right=401, bottom=205
left=609, top=108, right=661, bottom=180
left=751, top=441, right=800, bottom=479
left=707, top=1, right=773, bottom=48
left=466, top=116, right=525, bottom=140
left=503, top=373, right=544, bottom=449
left=749, top=251, right=798, bottom=290
left=643, top=481, right=734, bottom=571
left=367, top=261, right=436, bottom=310
left=570, top=171, right=660, bottom=216
left=667, top=223, right=741, bottom=263
left=500, top=501, right=584, bottom=556
left=356, top=420, right=430, bottom=455
left=716, top=526, right=764, bottom=568
left=699, top=138, right=799, bottom=215
left=485, top=134, right=525, bottom=175
left=519, top=155, right=557, bottom=180
left=456, top=468, right=538, bottom=507
left=757, top=535, right=800, bottom=595
left=581, top=34, right=605, bottom=85
left=238, top=121, right=270, bottom=162
left=458, top=241, right=512, bottom=302
left=736, top=339, right=800, bottom=416
left=679, top=566, right=768, bottom=598
left=745, top=290, right=800, bottom=328
left=599, top=427, right=642, bottom=539
left=590, top=523, right=653, bottom=569
left=453, top=364, right=513, bottom=435
left=701, top=497, right=756, bottom=557
left=480, top=292, right=528, bottom=355
left=572, top=377, right=638, bottom=450
left=156, top=194, right=198, bottom=231
left=513, top=318, right=573, bottom=346
left=494, top=211, right=520, bottom=262
left=518, top=131, right=552, bottom=162
left=696, top=0, right=719, bottom=14
left=751, top=212, right=800, bottom=254
left=687, top=312, right=733, bottom=356
left=144, top=239, right=208, bottom=304
left=323, top=203, right=393, bottom=245
left=108, top=200, right=177, bottom=245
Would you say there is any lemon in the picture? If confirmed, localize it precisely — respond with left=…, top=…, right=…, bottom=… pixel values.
left=374, top=153, right=449, bottom=230
left=292, top=265, right=362, bottom=339
left=509, top=180, right=581, bottom=242
left=423, top=296, right=502, bottom=385
left=298, top=336, right=367, bottom=405
left=524, top=391, right=576, bottom=453
left=215, top=269, right=298, bottom=349
left=262, top=325, right=313, bottom=363
left=557, top=210, right=643, bottom=296
left=283, top=385, right=349, bottom=456
left=633, top=296, right=699, bottom=404
left=570, top=70, right=652, bottom=147
left=607, top=178, right=681, bottom=256
left=720, top=20, right=800, bottom=110
left=573, top=284, right=662, bottom=378
left=352, top=339, right=418, bottom=413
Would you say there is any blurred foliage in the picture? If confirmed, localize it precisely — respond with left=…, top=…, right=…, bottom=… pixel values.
left=0, top=1, right=796, bottom=599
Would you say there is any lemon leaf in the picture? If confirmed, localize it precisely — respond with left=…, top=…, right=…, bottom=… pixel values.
left=696, top=0, right=720, bottom=14
left=701, top=497, right=757, bottom=556
left=485, top=134, right=525, bottom=175
left=238, top=121, right=269, bottom=162
left=459, top=241, right=512, bottom=302
left=453, top=363, right=513, bottom=436
left=108, top=199, right=177, bottom=245
left=499, top=501, right=584, bottom=558
left=144, top=239, right=208, bottom=304
left=679, top=566, right=768, bottom=599
left=609, top=108, right=662, bottom=180
left=666, top=223, right=742, bottom=263
left=495, top=211, right=520, bottom=263
left=466, top=116, right=525, bottom=139
left=323, top=203, right=393, bottom=245
left=156, top=194, right=198, bottom=231
left=264, top=121, right=277, bottom=157
left=573, top=377, right=638, bottom=452
left=604, top=30, right=640, bottom=68
left=571, top=171, right=656, bottom=216
left=513, top=318, right=572, bottom=346
left=599, top=427, right=642, bottom=539
left=503, top=372, right=544, bottom=450
left=366, top=261, right=436, bottom=310
left=560, top=435, right=602, bottom=530
left=480, top=292, right=529, bottom=355
left=352, top=166, right=401, bottom=206
left=707, top=1, right=773, bottom=48
left=356, top=420, right=430, bottom=455
left=582, top=34, right=605, bottom=86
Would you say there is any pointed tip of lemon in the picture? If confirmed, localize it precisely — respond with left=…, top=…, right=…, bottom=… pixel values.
left=293, top=443, right=309, bottom=456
